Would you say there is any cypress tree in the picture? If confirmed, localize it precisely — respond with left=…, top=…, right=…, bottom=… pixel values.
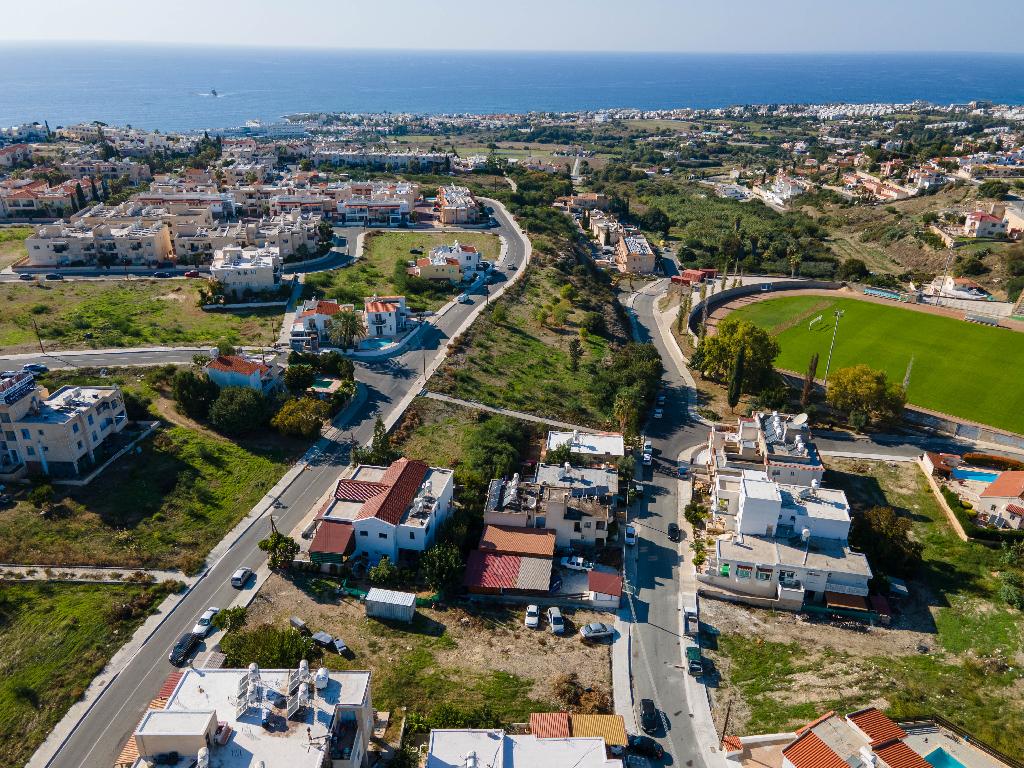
left=727, top=346, right=745, bottom=412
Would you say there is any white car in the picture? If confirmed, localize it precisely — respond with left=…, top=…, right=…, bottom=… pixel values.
left=643, top=440, right=653, bottom=453
left=230, top=567, right=252, bottom=588
left=624, top=525, right=638, bottom=545
left=642, top=452, right=652, bottom=466
left=191, top=607, right=220, bottom=637
left=524, top=604, right=540, bottom=629
left=653, top=408, right=664, bottom=419
left=560, top=555, right=594, bottom=572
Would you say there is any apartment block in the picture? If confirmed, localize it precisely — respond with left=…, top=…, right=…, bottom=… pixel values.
left=436, top=185, right=479, bottom=225
left=210, top=245, right=282, bottom=298
left=24, top=220, right=173, bottom=266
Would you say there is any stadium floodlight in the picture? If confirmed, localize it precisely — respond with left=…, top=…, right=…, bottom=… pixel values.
left=822, top=309, right=845, bottom=391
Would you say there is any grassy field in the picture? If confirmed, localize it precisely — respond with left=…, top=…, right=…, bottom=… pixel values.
left=0, top=280, right=280, bottom=352
left=0, top=226, right=33, bottom=269
left=706, top=459, right=1024, bottom=755
left=730, top=294, right=1024, bottom=433
left=305, top=231, right=500, bottom=312
left=0, top=426, right=289, bottom=573
left=0, top=581, right=168, bottom=767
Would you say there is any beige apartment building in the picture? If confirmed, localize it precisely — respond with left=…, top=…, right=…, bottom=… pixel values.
left=0, top=373, right=128, bottom=479
left=436, top=185, right=479, bottom=225
left=24, top=220, right=173, bottom=267
left=615, top=234, right=656, bottom=274
left=210, top=245, right=282, bottom=298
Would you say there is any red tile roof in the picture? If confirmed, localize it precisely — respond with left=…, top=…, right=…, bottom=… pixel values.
left=157, top=671, right=184, bottom=699
left=874, top=741, right=931, bottom=768
left=464, top=551, right=521, bottom=590
left=588, top=570, right=623, bottom=597
left=530, top=711, right=571, bottom=739
left=312, top=300, right=343, bottom=315
left=981, top=471, right=1024, bottom=499
left=206, top=355, right=269, bottom=377
left=478, top=525, right=556, bottom=558
left=847, top=708, right=907, bottom=745
left=722, top=735, right=743, bottom=752
left=355, top=458, right=428, bottom=526
left=782, top=732, right=848, bottom=768
left=335, top=479, right=390, bottom=502
left=365, top=301, right=399, bottom=314
left=1006, top=503, right=1024, bottom=517
left=796, top=711, right=836, bottom=736
left=310, top=520, right=355, bottom=556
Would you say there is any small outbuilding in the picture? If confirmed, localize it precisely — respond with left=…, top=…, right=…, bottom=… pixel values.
left=364, top=587, right=416, bottom=623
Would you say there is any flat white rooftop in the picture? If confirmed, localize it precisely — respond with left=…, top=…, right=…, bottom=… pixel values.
left=742, top=477, right=782, bottom=502
left=547, top=430, right=625, bottom=458
left=426, top=729, right=621, bottom=768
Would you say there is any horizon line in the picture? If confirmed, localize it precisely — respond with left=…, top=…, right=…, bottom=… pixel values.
left=1, top=39, right=1023, bottom=57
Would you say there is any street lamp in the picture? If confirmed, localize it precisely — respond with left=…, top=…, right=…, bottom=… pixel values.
left=821, top=309, right=845, bottom=393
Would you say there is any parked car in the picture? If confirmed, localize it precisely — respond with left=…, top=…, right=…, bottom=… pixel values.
left=230, top=567, right=253, bottom=588
left=524, top=604, right=540, bottom=629
left=653, top=408, right=664, bottom=419
left=191, top=607, right=220, bottom=637
left=560, top=555, right=593, bottom=572
left=629, top=735, right=664, bottom=760
left=546, top=607, right=565, bottom=635
left=548, top=575, right=563, bottom=594
left=677, top=464, right=690, bottom=478
left=639, top=698, right=659, bottom=734
left=667, top=523, right=681, bottom=542
left=1, top=371, right=17, bottom=379
left=632, top=481, right=644, bottom=498
left=579, top=622, right=614, bottom=642
left=44, top=273, right=63, bottom=281
left=184, top=270, right=201, bottom=278
left=642, top=452, right=652, bottom=466
left=457, top=294, right=472, bottom=304
left=169, top=631, right=199, bottom=665
left=478, top=260, right=492, bottom=272
left=643, top=439, right=653, bottom=453
left=22, top=363, right=49, bottom=374
left=624, top=524, right=637, bottom=545
left=18, top=273, right=35, bottom=281
left=153, top=271, right=172, bottom=278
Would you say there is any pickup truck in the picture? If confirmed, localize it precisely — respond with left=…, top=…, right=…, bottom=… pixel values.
left=684, top=607, right=699, bottom=637
left=686, top=644, right=702, bottom=676
left=559, top=555, right=593, bottom=572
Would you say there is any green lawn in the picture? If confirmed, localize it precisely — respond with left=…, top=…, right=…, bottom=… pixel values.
left=0, top=426, right=289, bottom=573
left=708, top=459, right=1024, bottom=756
left=0, top=226, right=33, bottom=269
left=0, top=280, right=281, bottom=353
left=305, top=231, right=500, bottom=312
left=0, top=581, right=170, bottom=767
left=731, top=295, right=1024, bottom=433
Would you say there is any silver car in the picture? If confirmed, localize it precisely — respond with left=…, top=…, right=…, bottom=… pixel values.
left=191, top=607, right=220, bottom=637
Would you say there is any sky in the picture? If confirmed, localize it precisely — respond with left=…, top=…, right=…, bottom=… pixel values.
left=3, top=0, right=1024, bottom=54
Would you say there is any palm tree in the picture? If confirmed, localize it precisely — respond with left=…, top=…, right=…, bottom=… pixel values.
left=327, top=310, right=362, bottom=350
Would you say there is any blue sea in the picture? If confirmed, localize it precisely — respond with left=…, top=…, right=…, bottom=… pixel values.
left=2, top=44, right=1024, bottom=132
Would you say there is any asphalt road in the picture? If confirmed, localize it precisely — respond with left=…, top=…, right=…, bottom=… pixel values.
left=44, top=202, right=528, bottom=768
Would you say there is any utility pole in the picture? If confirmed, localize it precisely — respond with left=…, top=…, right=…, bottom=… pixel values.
left=821, top=309, right=845, bottom=392
left=30, top=318, right=45, bottom=355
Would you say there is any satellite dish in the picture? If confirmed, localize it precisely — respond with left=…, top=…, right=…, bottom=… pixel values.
left=791, top=413, right=809, bottom=427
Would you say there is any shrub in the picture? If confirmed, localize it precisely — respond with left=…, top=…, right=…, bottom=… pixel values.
left=209, top=387, right=271, bottom=436
left=221, top=625, right=317, bottom=668
left=211, top=606, right=248, bottom=633
left=271, top=397, right=330, bottom=438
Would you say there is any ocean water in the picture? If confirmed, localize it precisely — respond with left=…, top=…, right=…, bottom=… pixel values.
left=1, top=44, right=1024, bottom=132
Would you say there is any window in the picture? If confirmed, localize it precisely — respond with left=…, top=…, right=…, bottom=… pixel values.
left=584, top=521, right=592, bottom=529
left=27, top=446, right=35, bottom=455
left=77, top=440, right=83, bottom=450
left=92, top=432, right=98, bottom=442
left=737, top=566, right=752, bottom=580
left=756, top=569, right=772, bottom=582
left=87, top=414, right=94, bottom=425
left=409, top=531, right=415, bottom=540
left=72, top=423, right=79, bottom=433
left=359, top=530, right=368, bottom=537
left=719, top=563, right=730, bottom=577
left=20, top=429, right=29, bottom=440
left=37, top=429, right=43, bottom=436
left=378, top=532, right=388, bottom=539
left=5, top=431, right=14, bottom=441
left=573, top=522, right=581, bottom=533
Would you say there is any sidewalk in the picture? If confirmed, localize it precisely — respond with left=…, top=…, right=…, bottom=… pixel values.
left=0, top=564, right=187, bottom=584
left=423, top=391, right=594, bottom=431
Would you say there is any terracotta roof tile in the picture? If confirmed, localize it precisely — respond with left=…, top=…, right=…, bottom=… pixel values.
left=723, top=735, right=743, bottom=752
left=796, top=711, right=836, bottom=736
left=847, top=708, right=907, bottom=745
left=310, top=519, right=355, bottom=556
left=335, top=479, right=389, bottom=502
left=981, top=471, right=1024, bottom=500
left=355, top=458, right=428, bottom=526
left=206, top=355, right=269, bottom=377
left=478, top=525, right=556, bottom=558
left=464, top=551, right=521, bottom=590
left=782, top=731, right=848, bottom=768
left=588, top=570, right=623, bottom=597
left=874, top=741, right=931, bottom=768
left=530, top=711, right=571, bottom=739
left=571, top=713, right=628, bottom=747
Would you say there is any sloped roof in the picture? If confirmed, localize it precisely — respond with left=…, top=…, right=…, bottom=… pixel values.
left=310, top=520, right=355, bottom=556
left=479, top=525, right=556, bottom=558
left=782, top=732, right=848, bottom=768
left=530, top=711, right=571, bottom=739
left=355, top=458, right=428, bottom=526
left=981, top=471, right=1024, bottom=499
left=588, top=570, right=623, bottom=597
left=464, top=551, right=521, bottom=590
left=335, top=479, right=389, bottom=503
left=206, top=355, right=269, bottom=377
left=571, top=714, right=627, bottom=747
left=874, top=741, right=931, bottom=768
left=847, top=708, right=907, bottom=745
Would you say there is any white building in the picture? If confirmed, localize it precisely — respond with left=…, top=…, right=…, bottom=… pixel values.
left=312, top=457, right=455, bottom=564
left=290, top=298, right=352, bottom=351
left=123, top=666, right=374, bottom=768
left=210, top=245, right=282, bottom=298
left=24, top=220, right=173, bottom=267
left=426, top=728, right=622, bottom=768
left=363, top=295, right=409, bottom=338
left=203, top=355, right=281, bottom=395
left=332, top=181, right=417, bottom=226
left=0, top=373, right=128, bottom=479
left=963, top=210, right=1008, bottom=238
left=429, top=241, right=480, bottom=274
left=545, top=430, right=625, bottom=463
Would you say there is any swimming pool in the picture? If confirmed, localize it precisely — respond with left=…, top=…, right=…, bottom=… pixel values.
left=951, top=467, right=1000, bottom=483
left=360, top=338, right=393, bottom=350
left=925, top=747, right=967, bottom=768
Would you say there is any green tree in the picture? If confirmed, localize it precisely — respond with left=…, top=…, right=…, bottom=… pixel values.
left=613, top=384, right=642, bottom=435
left=215, top=339, right=236, bottom=356
left=545, top=442, right=573, bottom=466
left=421, top=542, right=463, bottom=594
left=209, top=387, right=270, bottom=436
left=567, top=337, right=583, bottom=372
left=284, top=363, right=317, bottom=394
left=978, top=180, right=1010, bottom=200
left=221, top=625, right=314, bottom=669
left=272, top=397, right=330, bottom=438
left=692, top=316, right=779, bottom=394
left=326, top=310, right=363, bottom=350
left=801, top=352, right=819, bottom=407
left=211, top=606, right=248, bottom=633
left=826, top=364, right=906, bottom=426
left=352, top=417, right=397, bottom=466
left=727, top=346, right=745, bottom=412
left=837, top=258, right=869, bottom=282
left=171, top=369, right=219, bottom=420
left=258, top=530, right=300, bottom=569
left=848, top=506, right=922, bottom=578
left=368, top=555, right=398, bottom=587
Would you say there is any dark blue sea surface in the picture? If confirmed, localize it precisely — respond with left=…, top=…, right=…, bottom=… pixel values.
left=1, top=44, right=1023, bottom=131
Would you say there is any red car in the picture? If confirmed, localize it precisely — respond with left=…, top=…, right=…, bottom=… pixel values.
left=184, top=270, right=201, bottom=278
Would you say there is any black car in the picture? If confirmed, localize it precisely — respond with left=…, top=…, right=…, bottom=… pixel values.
left=18, top=273, right=35, bottom=281
left=168, top=631, right=199, bottom=665
left=153, top=271, right=172, bottom=278
left=44, top=273, right=64, bottom=281
left=629, top=735, right=665, bottom=760
left=667, top=523, right=681, bottom=542
left=639, top=698, right=659, bottom=734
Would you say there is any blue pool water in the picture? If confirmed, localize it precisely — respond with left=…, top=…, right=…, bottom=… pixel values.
left=360, top=338, right=392, bottom=350
left=951, top=467, right=1000, bottom=483
left=925, top=747, right=967, bottom=768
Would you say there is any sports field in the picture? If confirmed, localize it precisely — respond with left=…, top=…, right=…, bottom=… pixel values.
left=730, top=294, right=1024, bottom=434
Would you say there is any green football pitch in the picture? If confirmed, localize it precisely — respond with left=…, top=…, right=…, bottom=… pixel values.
left=729, top=294, right=1024, bottom=435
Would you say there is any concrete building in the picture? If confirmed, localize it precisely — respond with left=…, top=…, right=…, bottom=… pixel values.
left=428, top=241, right=480, bottom=274
left=203, top=355, right=281, bottom=395
left=210, top=245, right=282, bottom=298
left=59, top=158, right=151, bottom=184
left=410, top=253, right=461, bottom=281
left=545, top=430, right=625, bottom=465
left=333, top=181, right=417, bottom=226
left=363, top=295, right=409, bottom=338
left=312, top=457, right=455, bottom=564
left=290, top=298, right=353, bottom=351
left=977, top=471, right=1024, bottom=531
left=963, top=210, right=1008, bottom=238
left=24, top=220, right=173, bottom=267
left=589, top=210, right=623, bottom=246
left=0, top=373, right=128, bottom=479
left=120, top=666, right=374, bottom=768
left=426, top=728, right=622, bottom=768
left=436, top=185, right=479, bottom=225
left=0, top=143, right=32, bottom=168
left=614, top=234, right=656, bottom=274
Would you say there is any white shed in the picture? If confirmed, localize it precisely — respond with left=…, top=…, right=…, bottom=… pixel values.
left=365, top=588, right=416, bottom=623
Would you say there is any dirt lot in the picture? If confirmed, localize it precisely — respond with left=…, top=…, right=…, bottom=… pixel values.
left=244, top=573, right=613, bottom=720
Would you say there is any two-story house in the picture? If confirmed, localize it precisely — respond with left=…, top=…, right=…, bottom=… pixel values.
left=204, top=355, right=281, bottom=395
